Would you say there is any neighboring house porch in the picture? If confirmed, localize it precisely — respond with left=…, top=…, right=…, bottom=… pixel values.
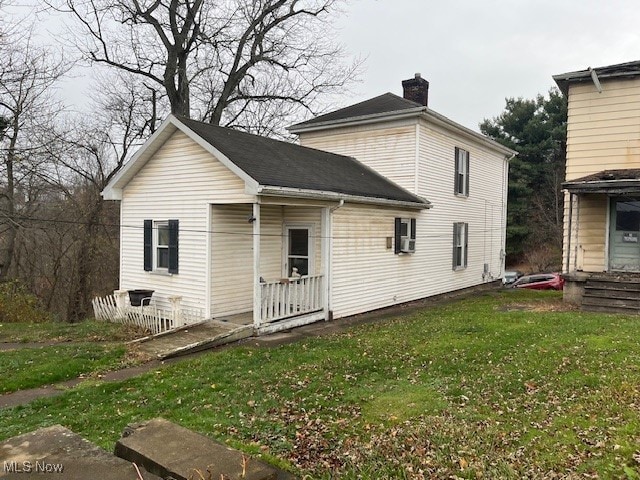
left=562, top=169, right=640, bottom=313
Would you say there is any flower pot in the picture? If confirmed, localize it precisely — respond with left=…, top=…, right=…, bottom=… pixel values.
left=128, top=289, right=154, bottom=307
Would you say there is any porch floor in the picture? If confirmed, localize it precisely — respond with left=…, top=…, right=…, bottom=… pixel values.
left=214, top=311, right=253, bottom=326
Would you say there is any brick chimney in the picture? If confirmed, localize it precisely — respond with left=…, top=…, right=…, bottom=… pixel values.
left=402, top=73, right=429, bottom=106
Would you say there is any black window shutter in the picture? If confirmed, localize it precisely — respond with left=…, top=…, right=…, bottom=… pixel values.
left=143, top=220, right=152, bottom=271
left=464, top=223, right=469, bottom=268
left=410, top=218, right=417, bottom=241
left=454, top=147, right=460, bottom=194
left=465, top=152, right=470, bottom=196
left=168, top=219, right=179, bottom=274
left=452, top=223, right=458, bottom=270
left=394, top=217, right=402, bottom=254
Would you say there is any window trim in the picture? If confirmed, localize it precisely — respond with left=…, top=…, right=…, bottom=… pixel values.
left=452, top=222, right=468, bottom=270
left=283, top=224, right=314, bottom=277
left=154, top=221, right=170, bottom=271
left=454, top=147, right=470, bottom=197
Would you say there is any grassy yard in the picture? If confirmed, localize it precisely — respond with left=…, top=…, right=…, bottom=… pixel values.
left=1, top=290, right=639, bottom=479
left=0, top=320, right=147, bottom=343
left=0, top=343, right=128, bottom=393
left=0, top=321, right=147, bottom=393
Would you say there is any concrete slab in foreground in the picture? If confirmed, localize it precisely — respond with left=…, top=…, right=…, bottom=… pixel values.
left=115, top=418, right=296, bottom=480
left=0, top=425, right=161, bottom=479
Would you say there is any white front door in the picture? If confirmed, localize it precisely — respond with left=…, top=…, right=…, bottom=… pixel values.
left=284, top=225, right=313, bottom=277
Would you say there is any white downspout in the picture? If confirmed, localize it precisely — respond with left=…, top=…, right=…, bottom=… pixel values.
left=323, top=199, right=344, bottom=321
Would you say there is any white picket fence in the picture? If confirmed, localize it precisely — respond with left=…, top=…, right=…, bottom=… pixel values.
left=91, top=294, right=203, bottom=335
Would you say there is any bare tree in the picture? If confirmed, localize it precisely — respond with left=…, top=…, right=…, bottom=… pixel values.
left=40, top=73, right=150, bottom=320
left=47, top=0, right=360, bottom=132
left=0, top=29, right=68, bottom=282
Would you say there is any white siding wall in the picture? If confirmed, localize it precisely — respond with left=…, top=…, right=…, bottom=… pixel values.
left=331, top=205, right=421, bottom=318
left=300, top=118, right=508, bottom=319
left=299, top=120, right=418, bottom=193
left=120, top=130, right=253, bottom=313
left=417, top=120, right=507, bottom=288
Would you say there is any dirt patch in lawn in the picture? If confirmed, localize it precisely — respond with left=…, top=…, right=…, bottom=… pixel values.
left=497, top=299, right=578, bottom=312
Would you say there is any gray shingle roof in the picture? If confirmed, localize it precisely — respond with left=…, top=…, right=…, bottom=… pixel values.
left=288, top=93, right=424, bottom=130
left=176, top=116, right=428, bottom=206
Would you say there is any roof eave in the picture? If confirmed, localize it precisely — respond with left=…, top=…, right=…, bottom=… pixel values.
left=563, top=179, right=640, bottom=193
left=287, top=107, right=427, bottom=134
left=257, top=185, right=432, bottom=210
left=421, top=109, right=517, bottom=157
left=288, top=106, right=516, bottom=158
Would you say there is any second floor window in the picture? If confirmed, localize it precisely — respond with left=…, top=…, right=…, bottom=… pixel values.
left=455, top=147, right=469, bottom=196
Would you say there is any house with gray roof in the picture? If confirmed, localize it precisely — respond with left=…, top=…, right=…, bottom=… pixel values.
left=102, top=74, right=515, bottom=334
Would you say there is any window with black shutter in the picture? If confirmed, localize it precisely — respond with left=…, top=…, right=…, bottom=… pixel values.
left=144, top=219, right=179, bottom=274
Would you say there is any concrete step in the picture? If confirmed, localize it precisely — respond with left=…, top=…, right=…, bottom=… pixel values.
left=0, top=425, right=161, bottom=479
left=115, top=418, right=296, bottom=480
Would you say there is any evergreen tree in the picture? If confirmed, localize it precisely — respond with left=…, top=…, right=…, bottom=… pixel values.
left=480, top=89, right=567, bottom=264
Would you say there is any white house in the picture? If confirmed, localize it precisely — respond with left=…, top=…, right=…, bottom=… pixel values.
left=101, top=74, right=515, bottom=334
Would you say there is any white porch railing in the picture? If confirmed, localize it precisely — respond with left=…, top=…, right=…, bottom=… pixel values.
left=260, top=274, right=324, bottom=324
left=91, top=294, right=204, bottom=335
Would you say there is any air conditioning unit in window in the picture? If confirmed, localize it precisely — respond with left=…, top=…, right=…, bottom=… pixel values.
left=401, top=238, right=416, bottom=253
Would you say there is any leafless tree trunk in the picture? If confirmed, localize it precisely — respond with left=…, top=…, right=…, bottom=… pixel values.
left=0, top=33, right=68, bottom=282
left=42, top=74, right=149, bottom=320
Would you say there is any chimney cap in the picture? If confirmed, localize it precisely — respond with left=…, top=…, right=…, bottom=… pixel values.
left=415, top=73, right=422, bottom=78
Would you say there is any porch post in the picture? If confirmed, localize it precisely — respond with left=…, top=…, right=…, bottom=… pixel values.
left=252, top=202, right=261, bottom=329
left=321, top=206, right=331, bottom=321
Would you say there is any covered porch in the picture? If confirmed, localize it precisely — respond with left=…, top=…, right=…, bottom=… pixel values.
left=208, top=198, right=334, bottom=334
left=562, top=169, right=640, bottom=313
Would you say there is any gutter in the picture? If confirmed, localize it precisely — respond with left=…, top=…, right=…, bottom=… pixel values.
left=288, top=107, right=426, bottom=133
left=257, top=185, right=431, bottom=210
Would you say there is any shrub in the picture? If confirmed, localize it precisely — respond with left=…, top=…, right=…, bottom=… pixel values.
left=0, top=281, right=52, bottom=323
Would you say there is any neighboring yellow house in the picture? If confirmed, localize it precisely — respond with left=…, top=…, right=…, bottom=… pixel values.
left=554, top=61, right=640, bottom=313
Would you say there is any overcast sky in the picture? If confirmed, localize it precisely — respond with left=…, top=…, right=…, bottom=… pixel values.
left=334, top=0, right=640, bottom=130
left=9, top=0, right=640, bottom=132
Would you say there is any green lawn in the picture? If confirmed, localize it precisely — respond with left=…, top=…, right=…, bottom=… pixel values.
left=0, top=343, right=128, bottom=393
left=0, top=321, right=147, bottom=393
left=0, top=320, right=147, bottom=343
left=1, top=290, right=639, bottom=479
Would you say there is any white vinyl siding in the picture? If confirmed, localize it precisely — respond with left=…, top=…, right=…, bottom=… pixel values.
left=300, top=116, right=508, bottom=319
left=417, top=120, right=507, bottom=289
left=566, top=78, right=640, bottom=181
left=120, top=130, right=253, bottom=312
left=298, top=120, right=418, bottom=193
